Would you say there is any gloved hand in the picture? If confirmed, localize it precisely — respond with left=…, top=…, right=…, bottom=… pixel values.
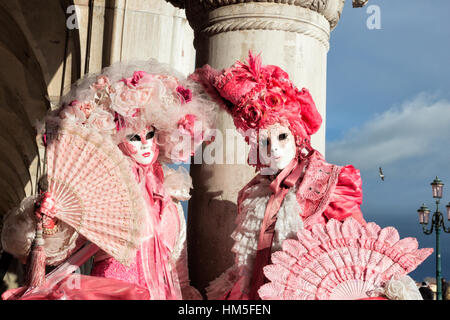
left=35, top=192, right=57, bottom=219
left=35, top=192, right=59, bottom=234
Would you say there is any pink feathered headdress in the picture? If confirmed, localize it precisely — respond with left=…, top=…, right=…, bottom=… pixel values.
left=190, top=51, right=322, bottom=147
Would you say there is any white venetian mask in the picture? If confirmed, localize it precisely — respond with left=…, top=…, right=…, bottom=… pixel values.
left=125, top=128, right=157, bottom=165
left=259, top=123, right=297, bottom=172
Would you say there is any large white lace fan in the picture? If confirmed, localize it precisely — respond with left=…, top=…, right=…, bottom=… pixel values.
left=45, top=123, right=147, bottom=266
left=258, top=218, right=432, bottom=300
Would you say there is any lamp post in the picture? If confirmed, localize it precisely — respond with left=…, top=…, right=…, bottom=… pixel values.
left=417, top=176, right=450, bottom=300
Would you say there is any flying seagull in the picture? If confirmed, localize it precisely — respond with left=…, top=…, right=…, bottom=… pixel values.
left=379, top=167, right=385, bottom=181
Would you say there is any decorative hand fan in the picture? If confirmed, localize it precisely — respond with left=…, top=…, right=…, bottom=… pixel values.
left=258, top=218, right=433, bottom=300
left=45, top=123, right=147, bottom=266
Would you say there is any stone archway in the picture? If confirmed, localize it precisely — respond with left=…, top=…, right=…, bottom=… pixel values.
left=0, top=0, right=82, bottom=291
left=0, top=0, right=83, bottom=210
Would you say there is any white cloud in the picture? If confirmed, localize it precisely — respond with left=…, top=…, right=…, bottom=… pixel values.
left=327, top=93, right=450, bottom=170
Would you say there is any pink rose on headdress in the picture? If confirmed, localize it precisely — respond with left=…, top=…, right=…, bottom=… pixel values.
left=267, top=77, right=282, bottom=90
left=79, top=102, right=94, bottom=118
left=87, top=109, right=116, bottom=132
left=178, top=114, right=197, bottom=136
left=176, top=86, right=192, bottom=104
left=137, top=87, right=155, bottom=106
left=91, top=75, right=110, bottom=92
left=157, top=75, right=179, bottom=91
left=67, top=100, right=94, bottom=118
left=111, top=82, right=139, bottom=117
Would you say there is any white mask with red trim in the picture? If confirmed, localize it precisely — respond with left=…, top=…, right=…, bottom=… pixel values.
left=125, top=128, right=158, bottom=166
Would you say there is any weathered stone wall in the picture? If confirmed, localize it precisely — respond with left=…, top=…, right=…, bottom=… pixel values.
left=0, top=0, right=195, bottom=291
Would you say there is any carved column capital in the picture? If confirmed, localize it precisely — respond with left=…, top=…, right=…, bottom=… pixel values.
left=167, top=0, right=369, bottom=30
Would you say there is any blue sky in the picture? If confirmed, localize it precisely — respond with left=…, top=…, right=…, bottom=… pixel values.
left=326, top=0, right=450, bottom=282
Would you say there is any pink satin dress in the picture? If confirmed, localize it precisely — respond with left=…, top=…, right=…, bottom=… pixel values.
left=91, top=160, right=182, bottom=300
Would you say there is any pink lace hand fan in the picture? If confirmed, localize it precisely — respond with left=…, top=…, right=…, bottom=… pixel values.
left=258, top=218, right=433, bottom=300
left=45, top=123, right=147, bottom=266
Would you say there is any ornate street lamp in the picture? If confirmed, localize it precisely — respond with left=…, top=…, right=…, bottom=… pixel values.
left=418, top=177, right=450, bottom=300
left=418, top=204, right=430, bottom=225
left=431, top=177, right=444, bottom=198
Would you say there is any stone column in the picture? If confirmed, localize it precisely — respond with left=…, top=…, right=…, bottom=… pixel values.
left=170, top=0, right=363, bottom=293
left=102, top=0, right=195, bottom=76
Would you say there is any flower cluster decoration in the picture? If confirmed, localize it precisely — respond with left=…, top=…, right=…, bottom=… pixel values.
left=212, top=52, right=323, bottom=146
left=48, top=60, right=218, bottom=163
left=59, top=71, right=194, bottom=134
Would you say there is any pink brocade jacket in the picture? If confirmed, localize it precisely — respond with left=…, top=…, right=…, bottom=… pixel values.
left=238, top=150, right=365, bottom=229
left=294, top=151, right=365, bottom=229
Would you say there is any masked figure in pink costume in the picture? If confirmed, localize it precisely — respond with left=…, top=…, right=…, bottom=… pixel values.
left=1, top=61, right=217, bottom=300
left=191, top=52, right=366, bottom=300
left=89, top=124, right=191, bottom=300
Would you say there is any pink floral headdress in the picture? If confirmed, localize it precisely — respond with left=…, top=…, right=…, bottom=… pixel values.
left=48, top=60, right=218, bottom=163
left=191, top=51, right=322, bottom=147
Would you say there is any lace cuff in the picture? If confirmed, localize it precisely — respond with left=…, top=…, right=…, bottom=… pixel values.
left=1, top=195, right=85, bottom=266
left=382, top=275, right=423, bottom=300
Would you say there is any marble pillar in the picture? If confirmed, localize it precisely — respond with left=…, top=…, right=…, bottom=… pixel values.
left=101, top=0, right=195, bottom=75
left=67, top=0, right=196, bottom=75
left=168, top=0, right=366, bottom=293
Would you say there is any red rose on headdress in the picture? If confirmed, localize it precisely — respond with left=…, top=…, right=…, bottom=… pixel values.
left=122, top=71, right=147, bottom=87
left=267, top=77, right=283, bottom=90
left=240, top=103, right=264, bottom=129
left=263, top=91, right=283, bottom=110
left=131, top=71, right=147, bottom=86
left=177, top=86, right=192, bottom=104
left=178, top=114, right=197, bottom=136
